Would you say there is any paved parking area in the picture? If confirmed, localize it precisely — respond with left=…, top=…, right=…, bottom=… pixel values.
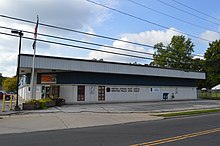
left=54, top=100, right=220, bottom=113
left=1, top=99, right=220, bottom=115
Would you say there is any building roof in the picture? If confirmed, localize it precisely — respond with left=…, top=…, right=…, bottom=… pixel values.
left=20, top=54, right=205, bottom=80
left=212, top=84, right=220, bottom=90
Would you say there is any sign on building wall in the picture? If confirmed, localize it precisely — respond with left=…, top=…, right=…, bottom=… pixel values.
left=106, top=87, right=140, bottom=93
left=41, top=74, right=57, bottom=84
left=150, top=88, right=160, bottom=92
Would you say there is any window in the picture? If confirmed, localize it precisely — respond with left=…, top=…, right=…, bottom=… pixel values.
left=98, top=86, right=105, bottom=101
left=77, top=85, right=85, bottom=101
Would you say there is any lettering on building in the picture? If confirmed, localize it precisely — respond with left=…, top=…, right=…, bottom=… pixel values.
left=107, top=87, right=140, bottom=93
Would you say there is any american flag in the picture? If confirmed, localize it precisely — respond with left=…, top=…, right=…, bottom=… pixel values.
left=32, top=15, right=39, bottom=50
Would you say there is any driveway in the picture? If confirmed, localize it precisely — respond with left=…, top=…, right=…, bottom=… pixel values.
left=1, top=99, right=220, bottom=115
left=57, top=100, right=220, bottom=113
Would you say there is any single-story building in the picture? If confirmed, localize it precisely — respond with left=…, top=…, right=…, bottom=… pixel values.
left=19, top=54, right=205, bottom=104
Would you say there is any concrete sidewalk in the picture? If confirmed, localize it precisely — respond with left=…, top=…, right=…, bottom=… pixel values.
left=1, top=100, right=220, bottom=135
left=0, top=112, right=162, bottom=134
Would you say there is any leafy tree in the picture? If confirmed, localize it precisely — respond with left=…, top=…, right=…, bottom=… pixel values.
left=2, top=77, right=17, bottom=92
left=191, top=58, right=204, bottom=72
left=0, top=75, right=6, bottom=90
left=190, top=58, right=206, bottom=89
left=204, top=40, right=220, bottom=88
left=151, top=35, right=194, bottom=70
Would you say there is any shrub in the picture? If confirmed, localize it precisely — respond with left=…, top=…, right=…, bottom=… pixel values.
left=38, top=98, right=52, bottom=109
left=26, top=99, right=39, bottom=104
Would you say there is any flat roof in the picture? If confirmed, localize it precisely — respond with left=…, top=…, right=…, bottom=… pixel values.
left=20, top=54, right=206, bottom=80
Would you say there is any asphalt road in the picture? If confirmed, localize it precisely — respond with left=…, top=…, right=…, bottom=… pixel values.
left=0, top=113, right=220, bottom=146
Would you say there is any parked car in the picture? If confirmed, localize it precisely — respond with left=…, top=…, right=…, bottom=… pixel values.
left=0, top=90, right=11, bottom=100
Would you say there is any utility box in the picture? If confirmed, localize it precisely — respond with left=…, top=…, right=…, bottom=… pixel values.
left=163, top=93, right=169, bottom=100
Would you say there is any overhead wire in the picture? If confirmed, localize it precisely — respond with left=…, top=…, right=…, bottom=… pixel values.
left=0, top=14, right=207, bottom=57
left=157, top=0, right=220, bottom=26
left=0, top=25, right=204, bottom=57
left=127, top=0, right=220, bottom=34
left=1, top=30, right=197, bottom=69
left=0, top=25, right=153, bottom=56
left=171, top=0, right=220, bottom=22
left=86, top=0, right=211, bottom=42
left=0, top=31, right=155, bottom=61
left=0, top=14, right=154, bottom=48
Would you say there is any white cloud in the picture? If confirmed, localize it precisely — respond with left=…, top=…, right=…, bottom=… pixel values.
left=88, top=39, right=152, bottom=63
left=88, top=28, right=181, bottom=63
left=0, top=0, right=115, bottom=76
left=193, top=55, right=204, bottom=60
left=0, top=52, right=17, bottom=77
left=121, top=27, right=181, bottom=46
left=200, top=30, right=220, bottom=43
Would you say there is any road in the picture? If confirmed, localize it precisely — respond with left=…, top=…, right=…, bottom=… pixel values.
left=0, top=113, right=220, bottom=146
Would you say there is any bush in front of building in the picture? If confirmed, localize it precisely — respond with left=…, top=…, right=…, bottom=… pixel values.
left=23, top=97, right=64, bottom=110
left=38, top=98, right=56, bottom=109
left=22, top=99, right=40, bottom=110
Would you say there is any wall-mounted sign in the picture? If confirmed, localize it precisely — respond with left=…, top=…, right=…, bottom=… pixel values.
left=107, top=87, right=140, bottom=93
left=41, top=74, right=57, bottom=84
left=150, top=88, right=160, bottom=92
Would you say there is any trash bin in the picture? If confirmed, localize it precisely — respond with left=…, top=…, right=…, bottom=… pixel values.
left=163, top=93, right=169, bottom=100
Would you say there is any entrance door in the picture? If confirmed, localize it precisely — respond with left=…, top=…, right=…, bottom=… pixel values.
left=77, top=85, right=85, bottom=101
left=98, top=86, right=105, bottom=101
left=41, top=85, right=51, bottom=98
left=51, top=86, right=60, bottom=98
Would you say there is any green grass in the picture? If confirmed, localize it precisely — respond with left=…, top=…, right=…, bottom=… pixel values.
left=155, top=108, right=220, bottom=117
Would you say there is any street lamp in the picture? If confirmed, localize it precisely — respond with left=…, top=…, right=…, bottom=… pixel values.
left=11, top=30, right=23, bottom=111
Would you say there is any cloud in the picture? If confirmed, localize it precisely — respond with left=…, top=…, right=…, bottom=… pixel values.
left=87, top=28, right=181, bottom=63
left=0, top=0, right=107, bottom=29
left=193, top=55, right=204, bottom=60
left=121, top=27, right=181, bottom=46
left=0, top=52, right=17, bottom=77
left=88, top=38, right=152, bottom=63
left=0, top=0, right=115, bottom=76
left=200, top=30, right=220, bottom=43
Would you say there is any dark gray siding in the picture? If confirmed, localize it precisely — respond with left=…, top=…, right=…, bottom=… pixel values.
left=37, top=71, right=196, bottom=87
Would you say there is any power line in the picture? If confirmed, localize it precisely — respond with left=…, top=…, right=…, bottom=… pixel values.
left=0, top=25, right=153, bottom=56
left=0, top=25, right=204, bottom=57
left=86, top=0, right=211, bottom=42
left=157, top=0, right=220, bottom=26
left=0, top=14, right=154, bottom=48
left=0, top=31, right=154, bottom=61
left=0, top=30, right=203, bottom=70
left=0, top=14, right=207, bottom=57
left=127, top=0, right=220, bottom=34
left=171, top=0, right=220, bottom=22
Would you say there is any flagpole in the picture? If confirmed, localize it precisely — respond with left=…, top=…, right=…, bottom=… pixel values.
left=30, top=15, right=39, bottom=100
left=30, top=45, right=36, bottom=99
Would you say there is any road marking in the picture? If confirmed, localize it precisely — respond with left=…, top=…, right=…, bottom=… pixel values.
left=131, top=127, right=220, bottom=146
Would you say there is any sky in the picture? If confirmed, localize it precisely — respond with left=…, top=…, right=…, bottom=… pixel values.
left=0, top=0, right=220, bottom=77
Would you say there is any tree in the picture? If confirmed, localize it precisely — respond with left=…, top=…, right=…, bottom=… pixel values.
left=151, top=35, right=194, bottom=70
left=2, top=77, right=17, bottom=92
left=0, top=74, right=7, bottom=90
left=191, top=58, right=204, bottom=72
left=204, top=40, right=220, bottom=88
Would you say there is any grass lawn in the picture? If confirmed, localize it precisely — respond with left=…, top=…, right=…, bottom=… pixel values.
left=155, top=108, right=220, bottom=117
